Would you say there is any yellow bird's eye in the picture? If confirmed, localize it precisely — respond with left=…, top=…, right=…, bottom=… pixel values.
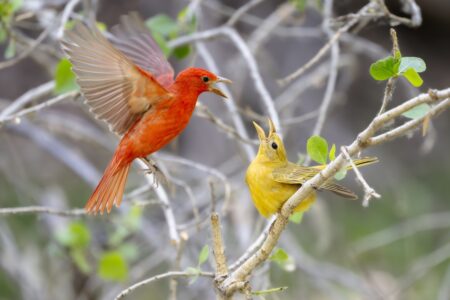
left=271, top=142, right=278, bottom=150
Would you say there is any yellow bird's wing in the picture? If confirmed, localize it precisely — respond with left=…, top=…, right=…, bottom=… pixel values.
left=272, top=163, right=357, bottom=199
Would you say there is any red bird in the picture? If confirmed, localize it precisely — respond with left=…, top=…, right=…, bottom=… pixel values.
left=61, top=13, right=231, bottom=214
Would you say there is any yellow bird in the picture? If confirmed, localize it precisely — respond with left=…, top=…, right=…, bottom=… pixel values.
left=245, top=119, right=378, bottom=218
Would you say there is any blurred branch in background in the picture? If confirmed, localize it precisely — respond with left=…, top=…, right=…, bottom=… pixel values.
left=0, top=0, right=449, bottom=299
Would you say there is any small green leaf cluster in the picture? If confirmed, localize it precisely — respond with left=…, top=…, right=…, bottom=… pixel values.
left=185, top=244, right=210, bottom=284
left=269, top=248, right=295, bottom=272
left=54, top=207, right=143, bottom=282
left=370, top=51, right=426, bottom=87
left=146, top=6, right=197, bottom=59
left=306, top=135, right=346, bottom=180
left=0, top=0, right=22, bottom=58
left=54, top=58, right=78, bottom=94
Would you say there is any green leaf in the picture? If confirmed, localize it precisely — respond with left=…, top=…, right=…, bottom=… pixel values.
left=108, top=226, right=129, bottom=247
left=369, top=56, right=399, bottom=81
left=307, top=135, right=328, bottom=164
left=177, top=6, right=197, bottom=33
left=54, top=58, right=78, bottom=94
left=270, top=248, right=295, bottom=272
left=146, top=14, right=179, bottom=37
left=117, top=243, right=139, bottom=261
left=123, top=206, right=143, bottom=231
left=334, top=168, right=347, bottom=181
left=0, top=2, right=13, bottom=19
left=56, top=222, right=91, bottom=249
left=98, top=251, right=128, bottom=282
left=185, top=267, right=200, bottom=284
left=0, top=27, right=6, bottom=43
left=71, top=248, right=91, bottom=274
left=4, top=39, right=15, bottom=59
left=290, top=0, right=307, bottom=12
left=173, top=44, right=191, bottom=59
left=402, top=68, right=423, bottom=87
left=398, top=57, right=426, bottom=73
left=11, top=0, right=22, bottom=11
left=198, top=245, right=209, bottom=266
left=151, top=31, right=171, bottom=57
left=270, top=248, right=289, bottom=263
left=329, top=143, right=336, bottom=161
left=95, top=21, right=107, bottom=32
left=289, top=212, right=304, bottom=224
left=402, top=103, right=430, bottom=119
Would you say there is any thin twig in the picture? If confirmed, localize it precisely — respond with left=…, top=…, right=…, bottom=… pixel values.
left=56, top=0, right=82, bottom=39
left=353, top=211, right=450, bottom=254
left=369, top=98, right=450, bottom=146
left=0, top=206, right=85, bottom=216
left=195, top=102, right=258, bottom=145
left=137, top=159, right=180, bottom=245
left=211, top=213, right=228, bottom=277
left=114, top=271, right=214, bottom=300
left=309, top=0, right=340, bottom=140
left=226, top=0, right=265, bottom=27
left=277, top=2, right=374, bottom=86
left=341, top=146, right=380, bottom=207
left=196, top=42, right=255, bottom=161
left=0, top=81, right=54, bottom=120
left=0, top=91, right=78, bottom=126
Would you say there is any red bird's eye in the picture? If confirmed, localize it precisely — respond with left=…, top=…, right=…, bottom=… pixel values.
left=202, top=76, right=209, bottom=83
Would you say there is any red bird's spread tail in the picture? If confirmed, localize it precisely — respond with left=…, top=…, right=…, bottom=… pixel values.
left=85, top=155, right=131, bottom=214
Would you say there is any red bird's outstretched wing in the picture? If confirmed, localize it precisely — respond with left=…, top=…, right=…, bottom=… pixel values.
left=110, top=12, right=174, bottom=88
left=61, top=22, right=172, bottom=135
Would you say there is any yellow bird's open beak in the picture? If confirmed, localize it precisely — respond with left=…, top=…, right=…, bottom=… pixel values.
left=253, top=121, right=266, bottom=141
left=209, top=76, right=232, bottom=99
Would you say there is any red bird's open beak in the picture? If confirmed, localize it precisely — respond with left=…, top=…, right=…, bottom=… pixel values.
left=209, top=76, right=232, bottom=99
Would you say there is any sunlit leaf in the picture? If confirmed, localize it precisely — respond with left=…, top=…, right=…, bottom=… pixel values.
left=123, top=206, right=143, bottom=231
left=56, top=222, right=91, bottom=249
left=334, top=168, right=347, bottom=181
left=398, top=57, right=426, bottom=73
left=270, top=248, right=295, bottom=272
left=151, top=31, right=171, bottom=57
left=95, top=21, right=107, bottom=32
left=198, top=245, right=209, bottom=266
left=185, top=267, right=200, bottom=284
left=402, top=68, right=423, bottom=87
left=146, top=14, right=178, bottom=37
left=270, top=248, right=289, bottom=263
left=98, top=251, right=128, bottom=282
left=369, top=56, right=399, bottom=81
left=54, top=58, right=78, bottom=94
left=402, top=103, right=430, bottom=119
left=329, top=143, right=336, bottom=161
left=289, top=212, right=304, bottom=224
left=307, top=135, right=328, bottom=164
